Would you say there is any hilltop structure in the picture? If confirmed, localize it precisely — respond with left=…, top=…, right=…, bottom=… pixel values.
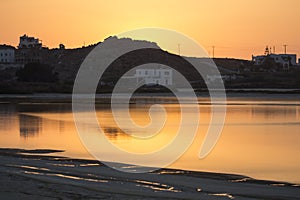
left=15, top=34, right=44, bottom=64
left=252, top=46, right=298, bottom=70
left=18, top=34, right=42, bottom=49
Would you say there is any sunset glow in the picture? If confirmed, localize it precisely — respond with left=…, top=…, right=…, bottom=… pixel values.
left=1, top=1, right=300, bottom=198
left=1, top=0, right=300, bottom=59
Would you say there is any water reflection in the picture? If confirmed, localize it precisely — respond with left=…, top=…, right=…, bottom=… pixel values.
left=0, top=104, right=17, bottom=132
left=0, top=99, right=300, bottom=183
left=19, top=114, right=41, bottom=138
left=250, top=105, right=298, bottom=119
left=103, top=126, right=128, bottom=139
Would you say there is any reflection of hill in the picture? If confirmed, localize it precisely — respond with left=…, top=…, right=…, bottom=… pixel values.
left=19, top=114, right=41, bottom=138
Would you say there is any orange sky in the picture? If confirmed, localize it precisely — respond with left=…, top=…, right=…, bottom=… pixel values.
left=1, top=0, right=300, bottom=59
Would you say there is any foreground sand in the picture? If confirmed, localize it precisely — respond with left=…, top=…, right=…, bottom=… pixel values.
left=0, top=148, right=299, bottom=200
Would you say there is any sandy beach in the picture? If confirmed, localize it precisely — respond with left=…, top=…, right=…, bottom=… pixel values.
left=0, top=148, right=299, bottom=200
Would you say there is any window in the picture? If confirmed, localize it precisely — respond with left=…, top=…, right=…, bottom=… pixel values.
left=165, top=71, right=170, bottom=75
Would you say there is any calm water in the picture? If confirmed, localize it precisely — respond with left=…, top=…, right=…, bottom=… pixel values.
left=1, top=97, right=300, bottom=183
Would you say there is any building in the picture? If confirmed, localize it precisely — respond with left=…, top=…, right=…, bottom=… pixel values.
left=0, top=45, right=15, bottom=63
left=252, top=46, right=297, bottom=70
left=18, top=34, right=42, bottom=49
left=135, top=68, right=173, bottom=86
left=16, top=34, right=43, bottom=64
left=252, top=54, right=297, bottom=67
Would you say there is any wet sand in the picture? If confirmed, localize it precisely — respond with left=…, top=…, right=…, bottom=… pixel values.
left=0, top=148, right=299, bottom=200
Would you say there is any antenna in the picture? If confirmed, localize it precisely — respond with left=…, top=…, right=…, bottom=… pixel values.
left=283, top=44, right=287, bottom=54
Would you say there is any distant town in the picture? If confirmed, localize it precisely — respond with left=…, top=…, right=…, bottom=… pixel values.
left=0, top=34, right=300, bottom=94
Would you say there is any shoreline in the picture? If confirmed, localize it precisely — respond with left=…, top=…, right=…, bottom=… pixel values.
left=0, top=92, right=300, bottom=104
left=0, top=148, right=299, bottom=199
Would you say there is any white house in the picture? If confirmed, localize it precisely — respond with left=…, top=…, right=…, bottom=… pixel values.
left=252, top=53, right=297, bottom=69
left=16, top=34, right=43, bottom=64
left=0, top=45, right=15, bottom=63
left=135, top=68, right=173, bottom=86
left=18, top=34, right=42, bottom=49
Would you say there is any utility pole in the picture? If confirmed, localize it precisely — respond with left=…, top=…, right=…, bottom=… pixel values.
left=212, top=46, right=215, bottom=58
left=283, top=44, right=287, bottom=54
left=178, top=44, right=181, bottom=56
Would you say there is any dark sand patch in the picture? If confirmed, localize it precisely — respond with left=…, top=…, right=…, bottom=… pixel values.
left=0, top=148, right=299, bottom=200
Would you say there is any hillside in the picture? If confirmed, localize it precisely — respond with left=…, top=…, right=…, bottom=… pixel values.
left=0, top=37, right=300, bottom=94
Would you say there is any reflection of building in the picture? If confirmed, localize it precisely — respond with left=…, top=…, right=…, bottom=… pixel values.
left=0, top=104, right=17, bottom=132
left=0, top=45, right=15, bottom=63
left=19, top=114, right=41, bottom=138
left=15, top=34, right=43, bottom=64
left=135, top=68, right=173, bottom=86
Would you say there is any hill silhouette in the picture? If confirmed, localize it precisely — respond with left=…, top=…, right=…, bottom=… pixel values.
left=0, top=36, right=300, bottom=94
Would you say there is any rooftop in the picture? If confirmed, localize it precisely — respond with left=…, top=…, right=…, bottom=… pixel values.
left=0, top=44, right=16, bottom=50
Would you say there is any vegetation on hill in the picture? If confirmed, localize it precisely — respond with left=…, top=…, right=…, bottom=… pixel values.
left=0, top=37, right=299, bottom=94
left=16, top=63, right=58, bottom=82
